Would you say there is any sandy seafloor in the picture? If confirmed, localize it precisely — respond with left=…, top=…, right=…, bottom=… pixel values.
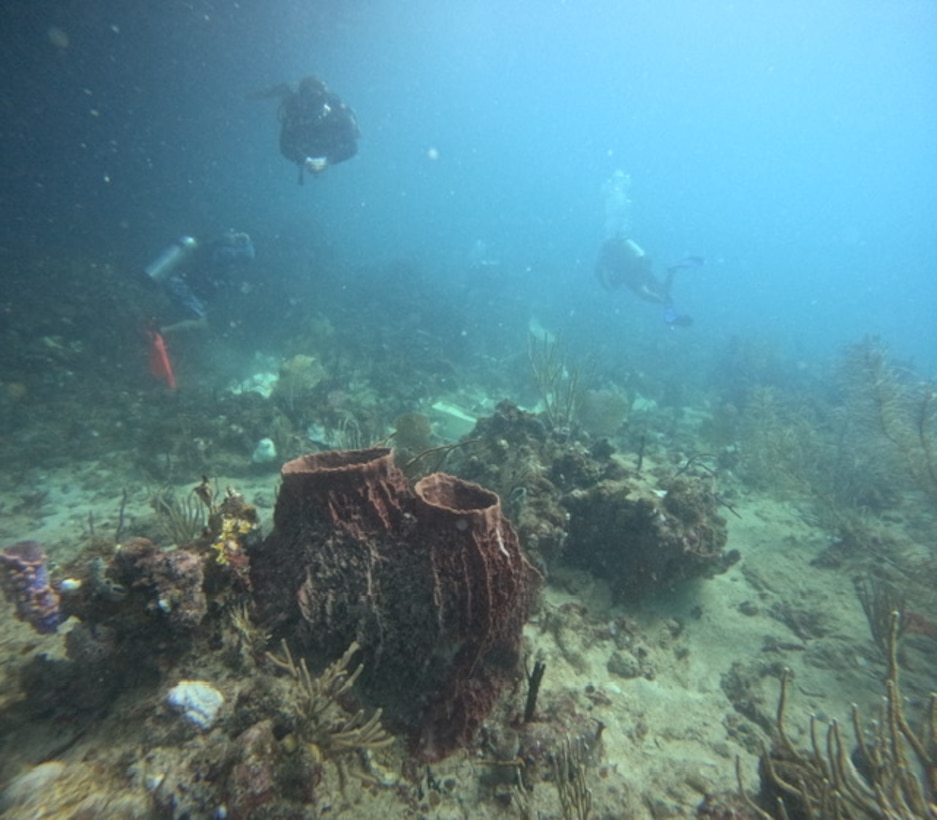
left=0, top=445, right=933, bottom=819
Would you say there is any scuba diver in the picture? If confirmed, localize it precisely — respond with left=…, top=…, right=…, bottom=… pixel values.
left=254, top=76, right=360, bottom=184
left=144, top=229, right=256, bottom=334
left=595, top=237, right=701, bottom=327
left=595, top=170, right=701, bottom=328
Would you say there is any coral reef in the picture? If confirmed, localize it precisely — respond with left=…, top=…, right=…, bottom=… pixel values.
left=57, top=481, right=260, bottom=664
left=205, top=486, right=260, bottom=589
left=276, top=353, right=326, bottom=401
left=266, top=639, right=392, bottom=759
left=0, top=540, right=63, bottom=634
left=731, top=337, right=937, bottom=547
left=151, top=486, right=207, bottom=548
left=751, top=612, right=937, bottom=819
left=578, top=387, right=631, bottom=437
left=110, top=537, right=207, bottom=632
left=527, top=331, right=588, bottom=433
left=476, top=676, right=606, bottom=813
left=453, top=401, right=576, bottom=565
left=561, top=473, right=736, bottom=602
left=64, top=620, right=118, bottom=665
left=222, top=719, right=282, bottom=819
left=211, top=640, right=394, bottom=817
left=840, top=336, right=937, bottom=505
left=250, top=446, right=542, bottom=760
left=552, top=736, right=595, bottom=820
left=452, top=401, right=736, bottom=601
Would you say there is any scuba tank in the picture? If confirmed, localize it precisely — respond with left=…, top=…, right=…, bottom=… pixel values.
left=144, top=236, right=198, bottom=282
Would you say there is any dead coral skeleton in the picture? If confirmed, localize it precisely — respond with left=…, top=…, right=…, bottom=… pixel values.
left=266, top=639, right=393, bottom=760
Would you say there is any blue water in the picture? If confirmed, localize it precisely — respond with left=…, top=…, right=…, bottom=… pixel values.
left=2, top=0, right=935, bottom=371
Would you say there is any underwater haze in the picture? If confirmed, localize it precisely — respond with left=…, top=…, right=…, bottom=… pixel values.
left=4, top=3, right=937, bottom=818
left=2, top=0, right=935, bottom=368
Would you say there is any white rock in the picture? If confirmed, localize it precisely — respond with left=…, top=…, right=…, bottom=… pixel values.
left=430, top=401, right=477, bottom=440
left=251, top=437, right=277, bottom=464
left=167, top=680, right=224, bottom=730
left=227, top=371, right=279, bottom=398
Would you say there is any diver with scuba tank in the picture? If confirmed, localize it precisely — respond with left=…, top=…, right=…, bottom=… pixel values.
left=144, top=229, right=255, bottom=334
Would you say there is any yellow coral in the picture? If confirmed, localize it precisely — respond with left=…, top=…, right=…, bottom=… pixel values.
left=211, top=514, right=257, bottom=565
left=211, top=537, right=232, bottom=565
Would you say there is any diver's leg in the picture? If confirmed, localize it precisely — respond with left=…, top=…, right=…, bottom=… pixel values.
left=662, top=267, right=679, bottom=301
left=637, top=273, right=671, bottom=304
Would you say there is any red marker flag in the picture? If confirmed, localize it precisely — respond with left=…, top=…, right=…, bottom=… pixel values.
left=147, top=330, right=177, bottom=389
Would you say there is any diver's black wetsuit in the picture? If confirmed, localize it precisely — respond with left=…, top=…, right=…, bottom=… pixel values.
left=595, top=236, right=693, bottom=327
left=161, top=232, right=255, bottom=326
left=596, top=237, right=672, bottom=303
left=278, top=79, right=359, bottom=184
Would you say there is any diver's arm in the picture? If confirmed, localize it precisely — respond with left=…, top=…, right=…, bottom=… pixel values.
left=246, top=82, right=293, bottom=101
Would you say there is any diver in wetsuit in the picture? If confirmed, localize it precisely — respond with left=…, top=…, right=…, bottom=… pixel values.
left=595, top=237, right=699, bottom=327
left=146, top=230, right=256, bottom=334
left=595, top=170, right=700, bottom=327
left=264, top=76, right=359, bottom=184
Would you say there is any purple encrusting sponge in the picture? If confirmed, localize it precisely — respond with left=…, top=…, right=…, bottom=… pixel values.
left=0, top=540, right=63, bottom=634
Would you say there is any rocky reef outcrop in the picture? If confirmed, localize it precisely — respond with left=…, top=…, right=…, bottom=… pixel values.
left=452, top=401, right=737, bottom=601
left=563, top=475, right=736, bottom=600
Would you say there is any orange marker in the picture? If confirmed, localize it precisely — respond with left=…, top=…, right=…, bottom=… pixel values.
left=147, top=330, right=177, bottom=389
